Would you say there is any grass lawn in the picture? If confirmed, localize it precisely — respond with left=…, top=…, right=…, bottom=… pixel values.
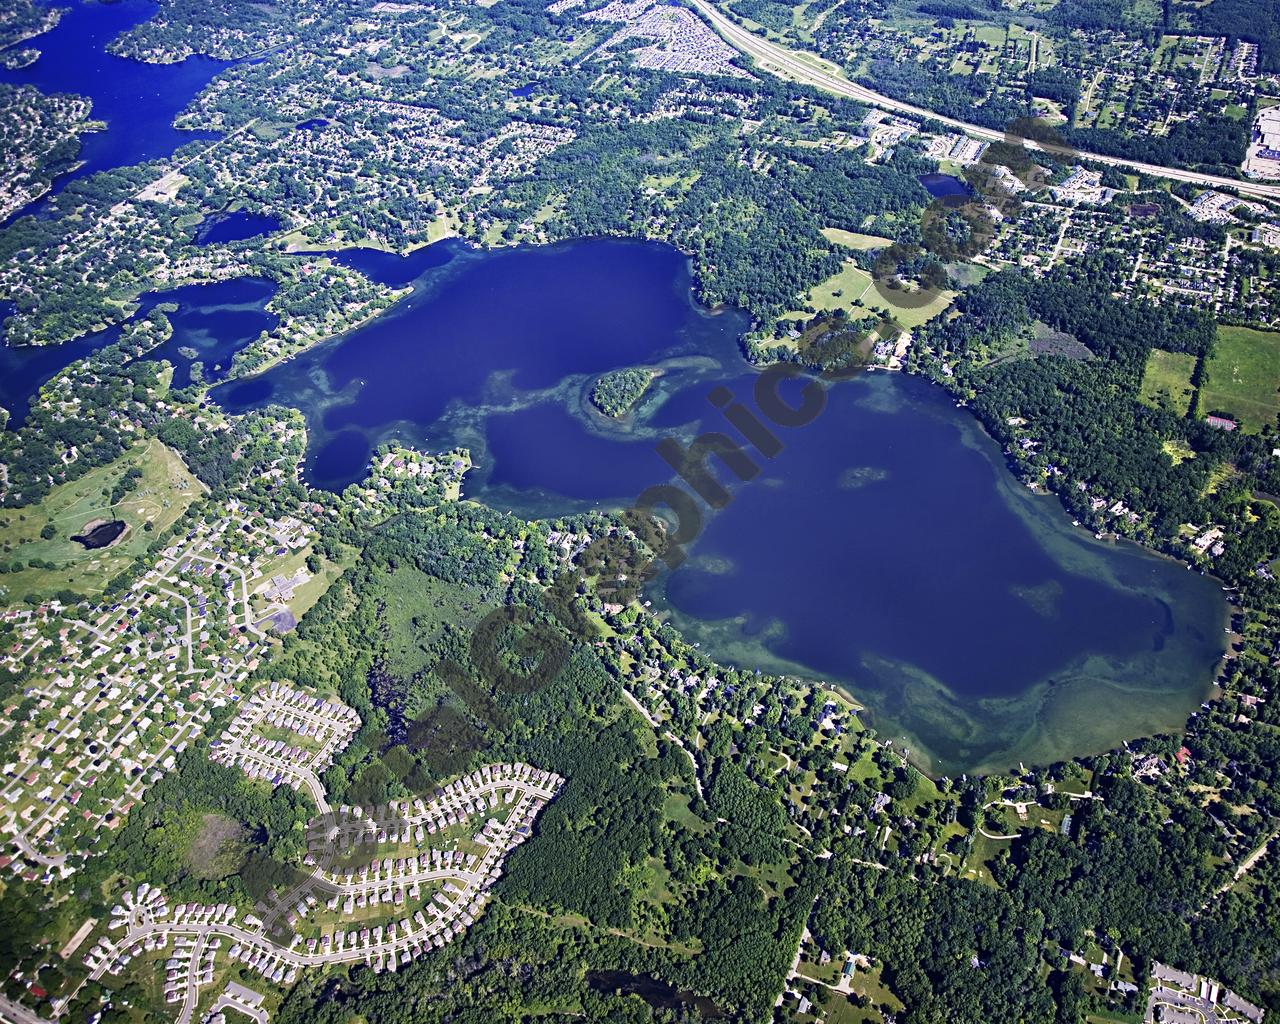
left=789, top=261, right=955, bottom=329
left=1056, top=769, right=1094, bottom=797
left=1139, top=348, right=1198, bottom=415
left=1201, top=325, right=1280, bottom=431
left=0, top=441, right=203, bottom=603
left=962, top=831, right=1016, bottom=887
left=846, top=962, right=904, bottom=1016
left=821, top=227, right=892, bottom=250
left=847, top=749, right=882, bottom=784
left=898, top=769, right=942, bottom=815
left=663, top=790, right=712, bottom=833
left=815, top=989, right=882, bottom=1024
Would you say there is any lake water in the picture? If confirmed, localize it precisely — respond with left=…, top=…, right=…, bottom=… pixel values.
left=0, top=278, right=276, bottom=423
left=0, top=0, right=1225, bottom=774
left=143, top=278, right=277, bottom=387
left=0, top=0, right=228, bottom=222
left=193, top=211, right=281, bottom=246
left=919, top=172, right=972, bottom=199
left=210, top=237, right=1226, bottom=774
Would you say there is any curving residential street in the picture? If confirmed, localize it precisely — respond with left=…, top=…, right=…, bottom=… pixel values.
left=688, top=0, right=1280, bottom=203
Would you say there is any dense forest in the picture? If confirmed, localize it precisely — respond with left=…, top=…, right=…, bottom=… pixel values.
left=591, top=368, right=657, bottom=417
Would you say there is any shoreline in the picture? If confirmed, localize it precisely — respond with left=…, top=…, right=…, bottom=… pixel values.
left=3, top=225, right=1237, bottom=782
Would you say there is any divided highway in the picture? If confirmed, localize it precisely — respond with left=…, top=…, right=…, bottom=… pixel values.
left=688, top=0, right=1280, bottom=203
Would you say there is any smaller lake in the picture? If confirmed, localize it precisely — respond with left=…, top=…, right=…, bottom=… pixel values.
left=0, top=278, right=276, bottom=422
left=919, top=172, right=972, bottom=199
left=194, top=211, right=281, bottom=246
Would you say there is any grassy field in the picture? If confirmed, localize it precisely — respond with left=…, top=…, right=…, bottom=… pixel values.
left=787, top=260, right=955, bottom=329
left=1161, top=438, right=1196, bottom=465
left=378, top=563, right=491, bottom=678
left=821, top=227, right=893, bottom=250
left=1139, top=348, right=1197, bottom=415
left=1202, top=461, right=1237, bottom=496
left=185, top=812, right=248, bottom=880
left=0, top=441, right=203, bottom=603
left=1201, top=325, right=1280, bottom=432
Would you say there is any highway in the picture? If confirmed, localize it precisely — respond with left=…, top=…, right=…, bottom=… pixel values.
left=0, top=994, right=44, bottom=1024
left=688, top=0, right=1280, bottom=203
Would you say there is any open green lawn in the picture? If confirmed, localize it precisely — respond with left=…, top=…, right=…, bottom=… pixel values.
left=1139, top=348, right=1198, bottom=415
left=962, top=831, right=1016, bottom=887
left=814, top=988, right=883, bottom=1024
left=1201, top=325, right=1280, bottom=432
left=821, top=227, right=892, bottom=250
left=846, top=962, right=903, bottom=1017
left=786, top=261, right=955, bottom=329
left=0, top=441, right=203, bottom=603
left=898, top=769, right=943, bottom=815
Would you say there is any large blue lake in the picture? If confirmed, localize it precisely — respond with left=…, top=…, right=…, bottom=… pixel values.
left=211, top=238, right=1226, bottom=774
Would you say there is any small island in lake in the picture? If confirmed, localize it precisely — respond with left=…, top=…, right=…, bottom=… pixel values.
left=589, top=366, right=657, bottom=418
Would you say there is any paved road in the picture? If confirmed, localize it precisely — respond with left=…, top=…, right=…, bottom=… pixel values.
left=0, top=994, right=44, bottom=1024
left=10, top=834, right=66, bottom=870
left=689, top=0, right=1280, bottom=203
left=217, top=747, right=330, bottom=813
left=174, top=934, right=205, bottom=1024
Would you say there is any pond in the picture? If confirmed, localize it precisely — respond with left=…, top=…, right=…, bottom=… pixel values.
left=70, top=520, right=127, bottom=550
left=919, top=172, right=972, bottom=199
left=587, top=970, right=725, bottom=1017
left=193, top=211, right=281, bottom=246
left=210, top=236, right=1227, bottom=774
